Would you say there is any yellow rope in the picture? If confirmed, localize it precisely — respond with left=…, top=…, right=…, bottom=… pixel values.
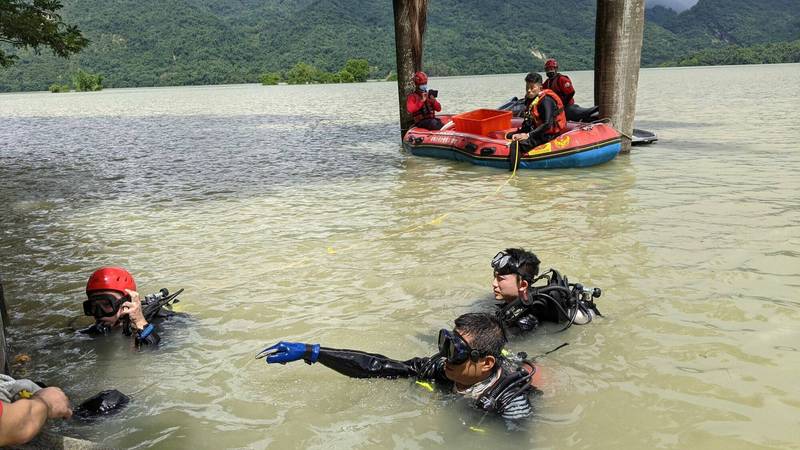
left=321, top=141, right=520, bottom=255
left=218, top=143, right=521, bottom=291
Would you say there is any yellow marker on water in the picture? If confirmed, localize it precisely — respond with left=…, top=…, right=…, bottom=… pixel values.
left=430, top=214, right=448, bottom=226
left=469, top=426, right=486, bottom=433
left=326, top=247, right=336, bottom=255
left=415, top=381, right=434, bottom=392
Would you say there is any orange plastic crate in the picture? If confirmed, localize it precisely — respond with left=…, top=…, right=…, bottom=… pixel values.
left=451, top=109, right=512, bottom=136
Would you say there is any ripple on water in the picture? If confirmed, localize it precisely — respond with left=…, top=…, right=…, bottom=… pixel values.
left=1, top=66, right=800, bottom=448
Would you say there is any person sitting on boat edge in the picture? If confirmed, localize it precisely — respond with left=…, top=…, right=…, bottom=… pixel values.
left=492, top=248, right=601, bottom=334
left=258, top=312, right=538, bottom=423
left=507, top=72, right=567, bottom=152
left=80, top=266, right=183, bottom=346
left=406, top=71, right=443, bottom=131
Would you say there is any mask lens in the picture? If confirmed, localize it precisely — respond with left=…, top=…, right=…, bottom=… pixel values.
left=450, top=331, right=470, bottom=365
left=438, top=329, right=453, bottom=359
left=492, top=251, right=516, bottom=276
left=449, top=344, right=467, bottom=364
left=84, top=294, right=120, bottom=317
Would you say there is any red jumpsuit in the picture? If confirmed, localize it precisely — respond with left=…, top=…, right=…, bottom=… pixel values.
left=542, top=73, right=575, bottom=106
left=406, top=91, right=443, bottom=130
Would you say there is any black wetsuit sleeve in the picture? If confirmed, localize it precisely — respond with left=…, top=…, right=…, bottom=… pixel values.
left=316, top=347, right=447, bottom=381
left=506, top=118, right=533, bottom=139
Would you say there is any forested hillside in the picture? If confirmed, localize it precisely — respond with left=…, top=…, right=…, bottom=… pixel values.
left=1, top=0, right=799, bottom=92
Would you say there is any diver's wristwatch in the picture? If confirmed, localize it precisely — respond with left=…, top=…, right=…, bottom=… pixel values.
left=137, top=323, right=154, bottom=339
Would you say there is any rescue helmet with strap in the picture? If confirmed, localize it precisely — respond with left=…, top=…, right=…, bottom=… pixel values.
left=86, top=267, right=136, bottom=295
left=412, top=71, right=428, bottom=86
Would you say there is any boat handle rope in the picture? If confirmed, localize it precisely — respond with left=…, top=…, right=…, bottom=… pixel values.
left=592, top=117, right=632, bottom=141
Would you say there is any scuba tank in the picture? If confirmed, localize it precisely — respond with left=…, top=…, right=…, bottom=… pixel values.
left=530, top=269, right=602, bottom=329
left=499, top=269, right=602, bottom=332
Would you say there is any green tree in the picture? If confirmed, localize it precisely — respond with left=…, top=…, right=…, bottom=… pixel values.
left=259, top=72, right=280, bottom=85
left=337, top=70, right=354, bottom=83
left=72, top=69, right=103, bottom=91
left=0, top=0, right=89, bottom=67
left=48, top=82, right=69, bottom=92
left=285, top=62, right=317, bottom=84
left=342, top=58, right=369, bottom=82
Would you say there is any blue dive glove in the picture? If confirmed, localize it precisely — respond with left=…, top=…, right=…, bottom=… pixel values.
left=256, top=341, right=320, bottom=364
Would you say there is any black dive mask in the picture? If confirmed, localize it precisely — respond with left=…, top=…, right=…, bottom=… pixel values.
left=546, top=71, right=556, bottom=79
left=492, top=251, right=520, bottom=277
left=437, top=329, right=488, bottom=365
left=83, top=293, right=127, bottom=318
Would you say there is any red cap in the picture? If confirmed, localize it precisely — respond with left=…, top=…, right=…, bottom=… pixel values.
left=544, top=59, right=558, bottom=71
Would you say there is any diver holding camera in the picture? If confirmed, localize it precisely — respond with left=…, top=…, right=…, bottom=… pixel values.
left=79, top=267, right=183, bottom=346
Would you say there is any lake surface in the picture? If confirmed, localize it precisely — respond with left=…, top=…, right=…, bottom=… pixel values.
left=1, top=64, right=798, bottom=449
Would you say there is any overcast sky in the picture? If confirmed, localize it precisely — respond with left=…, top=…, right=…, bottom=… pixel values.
left=647, top=0, right=699, bottom=11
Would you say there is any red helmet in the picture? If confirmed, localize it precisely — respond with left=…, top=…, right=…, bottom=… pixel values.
left=544, top=59, right=558, bottom=71
left=86, top=267, right=136, bottom=295
left=412, top=71, right=428, bottom=86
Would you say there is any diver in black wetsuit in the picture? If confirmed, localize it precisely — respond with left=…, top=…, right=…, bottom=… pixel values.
left=491, top=248, right=602, bottom=334
left=258, top=313, right=537, bottom=422
left=79, top=267, right=182, bottom=346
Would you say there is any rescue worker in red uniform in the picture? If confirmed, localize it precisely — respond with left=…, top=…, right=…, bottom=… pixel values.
left=542, top=58, right=599, bottom=122
left=507, top=72, right=567, bottom=152
left=406, top=71, right=443, bottom=130
left=542, top=58, right=575, bottom=108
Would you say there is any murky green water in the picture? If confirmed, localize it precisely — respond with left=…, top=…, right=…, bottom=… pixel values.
left=1, top=64, right=799, bottom=449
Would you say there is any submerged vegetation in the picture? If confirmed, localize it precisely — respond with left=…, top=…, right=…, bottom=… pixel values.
left=45, top=69, right=105, bottom=93
left=48, top=83, right=70, bottom=93
left=261, top=58, right=371, bottom=85
left=72, top=69, right=103, bottom=91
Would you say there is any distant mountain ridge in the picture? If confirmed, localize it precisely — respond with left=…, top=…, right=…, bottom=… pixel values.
left=1, top=0, right=799, bottom=92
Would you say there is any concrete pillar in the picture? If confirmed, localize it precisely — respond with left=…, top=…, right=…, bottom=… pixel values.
left=594, top=0, right=646, bottom=153
left=392, top=0, right=428, bottom=137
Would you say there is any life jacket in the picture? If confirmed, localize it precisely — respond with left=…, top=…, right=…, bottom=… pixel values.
left=411, top=92, right=436, bottom=123
left=529, top=89, right=567, bottom=137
